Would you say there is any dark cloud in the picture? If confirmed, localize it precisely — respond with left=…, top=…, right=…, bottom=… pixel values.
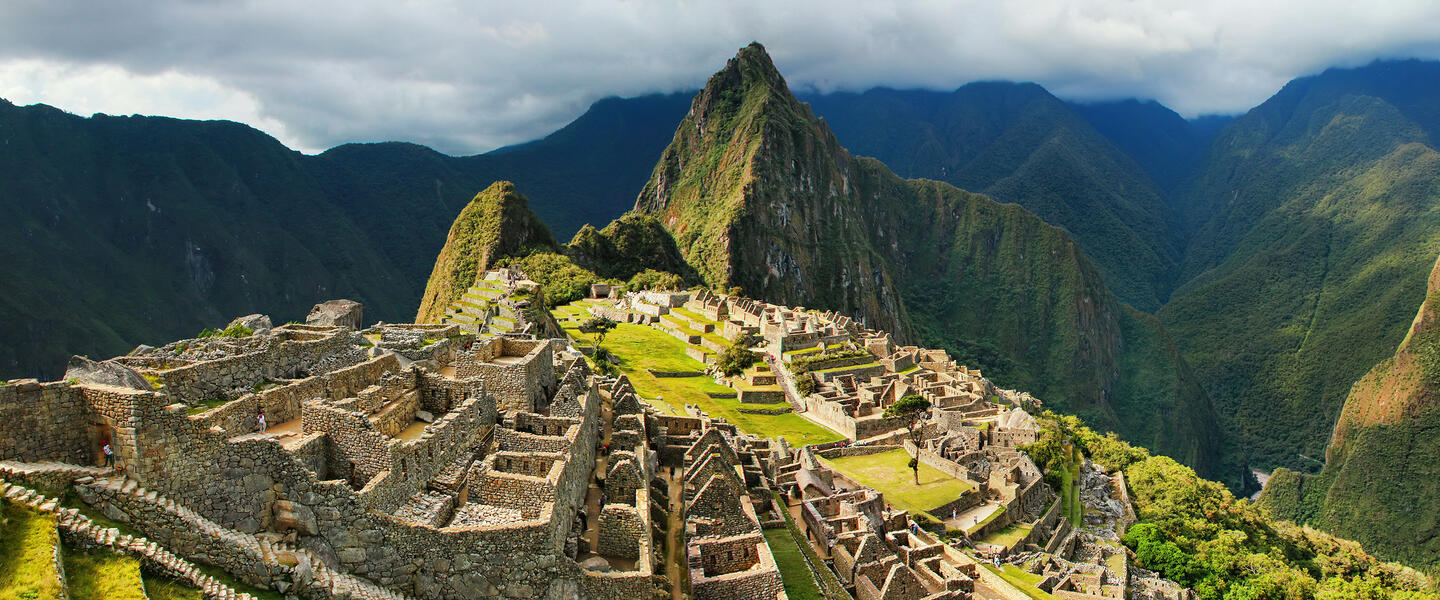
left=3, top=0, right=1439, bottom=154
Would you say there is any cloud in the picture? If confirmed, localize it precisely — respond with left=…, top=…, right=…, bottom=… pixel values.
left=1, top=0, right=1438, bottom=154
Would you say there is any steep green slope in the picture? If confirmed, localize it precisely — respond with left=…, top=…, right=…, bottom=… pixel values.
left=804, top=85, right=1179, bottom=310
left=635, top=43, right=1226, bottom=479
left=0, top=92, right=687, bottom=379
left=0, top=102, right=418, bottom=379
left=415, top=181, right=558, bottom=323
left=1161, top=61, right=1440, bottom=472
left=1068, top=99, right=1227, bottom=192
left=1260, top=255, right=1440, bottom=566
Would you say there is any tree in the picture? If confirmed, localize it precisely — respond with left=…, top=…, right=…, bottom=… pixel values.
left=885, top=394, right=932, bottom=445
left=907, top=456, right=920, bottom=484
left=717, top=340, right=760, bottom=377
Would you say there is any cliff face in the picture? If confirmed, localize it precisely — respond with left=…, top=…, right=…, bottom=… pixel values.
left=414, top=181, right=556, bottom=323
left=1261, top=254, right=1440, bottom=566
left=634, top=43, right=1225, bottom=478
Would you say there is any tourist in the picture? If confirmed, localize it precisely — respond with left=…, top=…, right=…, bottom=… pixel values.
left=257, top=410, right=267, bottom=432
left=102, top=440, right=113, bottom=468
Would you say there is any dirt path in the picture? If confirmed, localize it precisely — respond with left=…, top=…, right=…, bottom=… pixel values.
left=665, top=466, right=686, bottom=600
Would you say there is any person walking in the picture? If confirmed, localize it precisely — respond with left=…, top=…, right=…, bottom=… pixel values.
left=257, top=410, right=267, bottom=433
left=102, top=440, right=113, bottom=468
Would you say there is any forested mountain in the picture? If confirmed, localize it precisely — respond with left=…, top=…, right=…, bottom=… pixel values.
left=1160, top=60, right=1440, bottom=474
left=635, top=43, right=1226, bottom=479
left=1260, top=254, right=1440, bottom=566
left=0, top=93, right=688, bottom=379
left=802, top=85, right=1183, bottom=310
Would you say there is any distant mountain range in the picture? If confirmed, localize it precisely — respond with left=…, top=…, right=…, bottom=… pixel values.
left=6, top=45, right=1440, bottom=564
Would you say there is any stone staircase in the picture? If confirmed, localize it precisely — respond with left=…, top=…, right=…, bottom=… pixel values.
left=81, top=475, right=412, bottom=600
left=2, top=480, right=262, bottom=600
left=0, top=459, right=113, bottom=490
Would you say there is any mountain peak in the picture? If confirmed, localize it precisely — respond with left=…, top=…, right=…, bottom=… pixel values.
left=414, top=181, right=556, bottom=322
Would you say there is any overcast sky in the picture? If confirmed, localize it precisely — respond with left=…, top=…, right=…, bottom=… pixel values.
left=2, top=1, right=1438, bottom=155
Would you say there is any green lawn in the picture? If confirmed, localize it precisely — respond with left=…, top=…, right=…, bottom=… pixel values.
left=983, top=564, right=1058, bottom=600
left=980, top=523, right=1032, bottom=548
left=824, top=449, right=973, bottom=516
left=763, top=528, right=824, bottom=600
left=144, top=576, right=203, bottom=600
left=554, top=316, right=843, bottom=446
left=0, top=501, right=63, bottom=600
left=63, top=547, right=147, bottom=600
left=811, top=362, right=882, bottom=375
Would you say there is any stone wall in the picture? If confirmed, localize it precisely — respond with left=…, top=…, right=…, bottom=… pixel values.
left=194, top=354, right=401, bottom=436
left=454, top=339, right=555, bottom=414
left=598, top=504, right=643, bottom=559
left=0, top=380, right=94, bottom=464
left=156, top=330, right=357, bottom=403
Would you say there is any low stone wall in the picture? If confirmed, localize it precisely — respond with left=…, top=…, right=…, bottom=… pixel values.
left=737, top=407, right=792, bottom=415
left=647, top=370, right=705, bottom=378
left=816, top=445, right=900, bottom=459
left=737, top=388, right=784, bottom=404
left=156, top=331, right=356, bottom=403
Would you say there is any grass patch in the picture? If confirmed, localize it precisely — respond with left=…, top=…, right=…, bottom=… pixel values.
left=763, top=528, right=824, bottom=600
left=1060, top=446, right=1082, bottom=526
left=980, top=523, right=1031, bottom=548
left=144, top=576, right=203, bottom=600
left=0, top=501, right=63, bottom=600
left=811, top=362, right=882, bottom=375
left=186, top=397, right=229, bottom=415
left=555, top=316, right=842, bottom=445
left=140, top=373, right=164, bottom=389
left=62, top=546, right=146, bottom=600
left=824, top=449, right=973, bottom=517
left=979, top=563, right=1058, bottom=600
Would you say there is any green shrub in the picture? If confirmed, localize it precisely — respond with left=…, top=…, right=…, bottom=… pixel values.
left=625, top=269, right=685, bottom=292
left=717, top=341, right=759, bottom=377
left=794, top=375, right=817, bottom=396
left=196, top=323, right=253, bottom=339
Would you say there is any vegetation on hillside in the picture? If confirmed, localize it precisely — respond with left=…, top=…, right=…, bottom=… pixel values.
left=1259, top=258, right=1440, bottom=566
left=632, top=42, right=1229, bottom=482
left=415, top=181, right=559, bottom=322
left=1162, top=62, right=1440, bottom=474
left=1031, top=412, right=1438, bottom=600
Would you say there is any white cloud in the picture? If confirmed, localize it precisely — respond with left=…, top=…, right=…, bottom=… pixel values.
left=0, top=59, right=309, bottom=150
left=1, top=0, right=1437, bottom=154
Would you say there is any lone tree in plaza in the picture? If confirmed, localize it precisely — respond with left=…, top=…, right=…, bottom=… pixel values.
left=885, top=394, right=932, bottom=484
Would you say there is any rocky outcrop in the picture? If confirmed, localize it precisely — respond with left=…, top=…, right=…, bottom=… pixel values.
left=229, top=314, right=273, bottom=334
left=63, top=355, right=154, bottom=391
left=307, top=300, right=364, bottom=329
